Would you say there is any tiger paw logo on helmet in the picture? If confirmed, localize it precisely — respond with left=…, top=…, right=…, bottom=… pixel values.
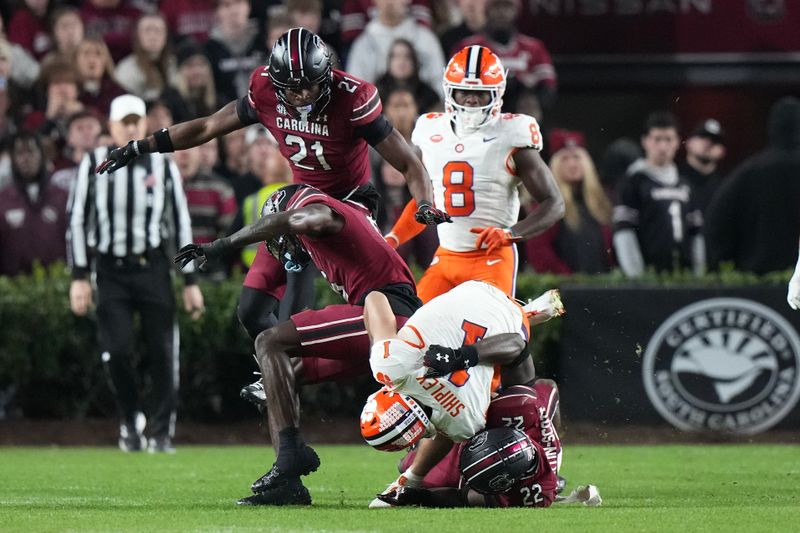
left=443, top=46, right=507, bottom=132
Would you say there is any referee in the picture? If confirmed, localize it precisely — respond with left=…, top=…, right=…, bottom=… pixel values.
left=67, top=95, right=204, bottom=453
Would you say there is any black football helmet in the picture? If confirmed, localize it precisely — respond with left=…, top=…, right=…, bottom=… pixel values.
left=459, top=428, right=538, bottom=494
left=269, top=28, right=333, bottom=117
left=261, top=184, right=312, bottom=272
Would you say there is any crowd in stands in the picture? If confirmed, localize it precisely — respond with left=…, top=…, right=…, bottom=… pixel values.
left=0, top=0, right=798, bottom=280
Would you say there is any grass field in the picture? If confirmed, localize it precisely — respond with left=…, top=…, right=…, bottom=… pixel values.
left=0, top=444, right=798, bottom=532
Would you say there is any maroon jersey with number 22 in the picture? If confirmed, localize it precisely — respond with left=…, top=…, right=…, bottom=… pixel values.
left=246, top=68, right=382, bottom=198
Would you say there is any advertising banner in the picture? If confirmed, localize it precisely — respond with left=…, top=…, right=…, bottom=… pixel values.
left=558, top=286, right=800, bottom=434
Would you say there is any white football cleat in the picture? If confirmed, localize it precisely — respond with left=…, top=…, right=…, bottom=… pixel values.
left=368, top=474, right=412, bottom=508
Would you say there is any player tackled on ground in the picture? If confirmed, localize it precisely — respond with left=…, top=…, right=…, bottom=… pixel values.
left=175, top=184, right=423, bottom=506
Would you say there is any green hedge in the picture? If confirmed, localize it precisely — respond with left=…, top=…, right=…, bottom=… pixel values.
left=0, top=263, right=790, bottom=420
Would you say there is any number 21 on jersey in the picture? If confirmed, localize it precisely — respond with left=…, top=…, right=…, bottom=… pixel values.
left=442, top=161, right=475, bottom=216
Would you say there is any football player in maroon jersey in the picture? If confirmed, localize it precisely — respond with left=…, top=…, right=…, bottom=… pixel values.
left=97, top=27, right=449, bottom=341
left=175, top=183, right=424, bottom=505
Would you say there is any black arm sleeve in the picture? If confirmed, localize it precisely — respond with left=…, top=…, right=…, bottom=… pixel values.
left=355, top=114, right=393, bottom=147
left=236, top=96, right=260, bottom=126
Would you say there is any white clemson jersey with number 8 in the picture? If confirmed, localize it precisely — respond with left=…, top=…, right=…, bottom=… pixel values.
left=411, top=112, right=543, bottom=252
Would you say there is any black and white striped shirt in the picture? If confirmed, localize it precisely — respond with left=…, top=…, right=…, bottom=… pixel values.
left=67, top=146, right=195, bottom=279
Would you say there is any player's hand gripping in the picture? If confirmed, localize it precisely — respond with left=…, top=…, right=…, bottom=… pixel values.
left=96, top=141, right=140, bottom=174
left=423, top=344, right=479, bottom=378
left=470, top=226, right=522, bottom=254
left=414, top=201, right=452, bottom=225
left=174, top=240, right=230, bottom=270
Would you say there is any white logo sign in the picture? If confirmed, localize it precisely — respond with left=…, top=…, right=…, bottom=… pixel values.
left=643, top=298, right=800, bottom=435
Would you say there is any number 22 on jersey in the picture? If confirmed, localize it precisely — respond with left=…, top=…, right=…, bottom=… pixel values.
left=442, top=161, right=475, bottom=216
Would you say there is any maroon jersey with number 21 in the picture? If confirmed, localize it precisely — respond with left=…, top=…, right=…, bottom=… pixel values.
left=246, top=68, right=382, bottom=198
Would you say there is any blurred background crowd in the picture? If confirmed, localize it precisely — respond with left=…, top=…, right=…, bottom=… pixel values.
left=0, top=0, right=798, bottom=281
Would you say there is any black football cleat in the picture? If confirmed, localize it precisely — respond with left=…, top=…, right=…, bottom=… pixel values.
left=237, top=478, right=312, bottom=506
left=240, top=372, right=267, bottom=413
left=556, top=475, right=567, bottom=494
left=251, top=445, right=321, bottom=493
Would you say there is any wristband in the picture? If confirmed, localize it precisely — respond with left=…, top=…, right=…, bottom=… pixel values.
left=153, top=128, right=175, bottom=153
left=133, top=139, right=151, bottom=155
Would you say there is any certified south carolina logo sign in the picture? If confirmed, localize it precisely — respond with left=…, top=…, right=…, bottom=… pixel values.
left=643, top=298, right=800, bottom=434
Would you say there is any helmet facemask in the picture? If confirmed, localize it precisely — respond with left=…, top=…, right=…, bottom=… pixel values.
left=445, top=85, right=504, bottom=133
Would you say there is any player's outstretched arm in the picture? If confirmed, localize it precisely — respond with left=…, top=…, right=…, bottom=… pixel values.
left=174, top=205, right=344, bottom=269
left=511, top=148, right=565, bottom=240
left=374, top=130, right=451, bottom=225
left=423, top=333, right=526, bottom=377
left=97, top=100, right=246, bottom=174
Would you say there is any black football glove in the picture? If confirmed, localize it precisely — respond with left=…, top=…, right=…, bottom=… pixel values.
left=174, top=240, right=230, bottom=270
left=96, top=141, right=140, bottom=174
left=414, top=201, right=452, bottom=225
left=376, top=486, right=428, bottom=507
left=423, top=343, right=479, bottom=378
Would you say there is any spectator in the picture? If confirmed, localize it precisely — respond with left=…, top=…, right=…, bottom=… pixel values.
left=174, top=40, right=218, bottom=119
left=526, top=129, right=612, bottom=274
left=234, top=127, right=291, bottom=267
left=286, top=0, right=342, bottom=67
left=80, top=0, right=143, bottom=63
left=341, top=0, right=432, bottom=48
left=218, top=127, right=257, bottom=206
left=0, top=39, right=35, bottom=129
left=174, top=145, right=236, bottom=277
left=0, top=131, right=69, bottom=277
left=197, top=136, right=220, bottom=174
left=599, top=137, right=642, bottom=202
left=679, top=119, right=726, bottom=216
left=32, top=63, right=84, bottom=143
left=372, top=87, right=437, bottom=268
left=50, top=110, right=103, bottom=191
left=204, top=0, right=265, bottom=103
left=75, top=37, right=126, bottom=118
left=159, top=0, right=215, bottom=44
left=67, top=94, right=203, bottom=453
left=346, top=0, right=445, bottom=99
left=115, top=13, right=179, bottom=101
left=613, top=111, right=704, bottom=277
left=456, top=0, right=556, bottom=110
left=440, top=0, right=485, bottom=56
left=0, top=15, right=41, bottom=90
left=39, top=6, right=84, bottom=71
left=705, top=97, right=800, bottom=274
left=145, top=99, right=173, bottom=133
left=7, top=0, right=53, bottom=60
left=265, top=9, right=294, bottom=52
left=375, top=39, right=440, bottom=113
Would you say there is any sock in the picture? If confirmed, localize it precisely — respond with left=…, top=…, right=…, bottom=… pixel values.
left=400, top=468, right=423, bottom=489
left=387, top=200, right=426, bottom=247
left=276, top=427, right=304, bottom=472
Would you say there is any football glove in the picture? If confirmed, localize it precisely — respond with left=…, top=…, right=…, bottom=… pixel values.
left=414, top=201, right=452, bottom=225
left=96, top=140, right=140, bottom=174
left=470, top=226, right=522, bottom=254
left=174, top=240, right=230, bottom=270
left=423, top=344, right=479, bottom=378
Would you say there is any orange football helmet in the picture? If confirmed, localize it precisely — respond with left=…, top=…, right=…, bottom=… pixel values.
left=360, top=387, right=431, bottom=452
left=443, top=45, right=507, bottom=132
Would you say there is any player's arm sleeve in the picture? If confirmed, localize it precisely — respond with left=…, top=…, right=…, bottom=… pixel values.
left=66, top=153, right=93, bottom=279
left=354, top=114, right=393, bottom=146
left=611, top=174, right=645, bottom=277
left=236, top=94, right=260, bottom=126
left=385, top=198, right=426, bottom=247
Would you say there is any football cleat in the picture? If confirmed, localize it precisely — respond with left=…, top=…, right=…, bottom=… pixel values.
left=237, top=478, right=312, bottom=506
left=555, top=484, right=602, bottom=507
left=368, top=474, right=413, bottom=508
left=522, top=289, right=565, bottom=324
left=556, top=475, right=567, bottom=494
left=250, top=445, right=320, bottom=493
left=118, top=412, right=147, bottom=452
left=147, top=436, right=176, bottom=454
left=240, top=373, right=267, bottom=413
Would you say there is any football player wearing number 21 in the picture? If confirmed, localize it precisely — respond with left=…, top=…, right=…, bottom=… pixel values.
left=385, top=46, right=564, bottom=302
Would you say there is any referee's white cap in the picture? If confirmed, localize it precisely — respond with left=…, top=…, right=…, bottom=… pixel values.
left=110, top=94, right=147, bottom=122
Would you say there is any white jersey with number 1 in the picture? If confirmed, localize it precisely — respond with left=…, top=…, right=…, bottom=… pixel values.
left=411, top=112, right=543, bottom=252
left=369, top=281, right=530, bottom=442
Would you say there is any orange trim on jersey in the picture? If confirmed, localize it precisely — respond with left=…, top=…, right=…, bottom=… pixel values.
left=402, top=324, right=426, bottom=349
left=505, top=147, right=521, bottom=176
left=507, top=296, right=532, bottom=341
left=386, top=199, right=426, bottom=247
